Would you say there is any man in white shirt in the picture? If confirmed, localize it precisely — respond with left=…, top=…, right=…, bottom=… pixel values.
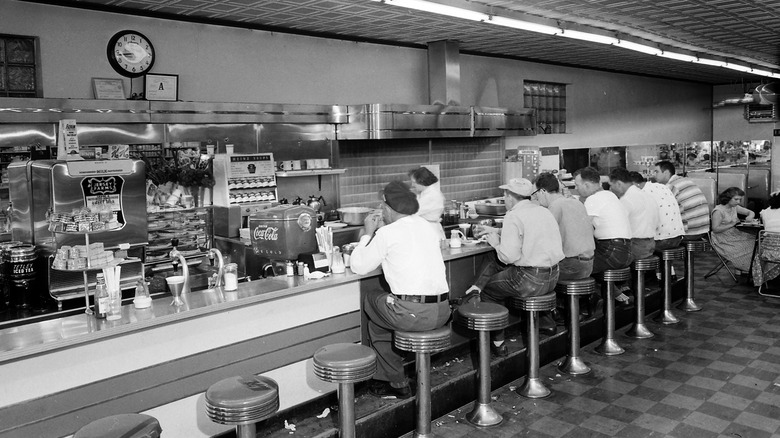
left=469, top=178, right=565, bottom=355
left=609, top=168, right=658, bottom=260
left=629, top=171, right=684, bottom=250
left=574, top=167, right=634, bottom=274
left=351, top=181, right=451, bottom=399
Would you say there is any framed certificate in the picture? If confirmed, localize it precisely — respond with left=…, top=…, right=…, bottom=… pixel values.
left=91, top=78, right=126, bottom=100
left=144, top=73, right=179, bottom=101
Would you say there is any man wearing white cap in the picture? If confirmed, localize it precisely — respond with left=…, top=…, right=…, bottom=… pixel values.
left=469, top=178, right=565, bottom=356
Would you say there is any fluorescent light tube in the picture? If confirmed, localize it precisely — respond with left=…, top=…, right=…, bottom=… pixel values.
left=559, top=29, right=619, bottom=45
left=724, top=64, right=754, bottom=73
left=615, top=40, right=662, bottom=56
left=659, top=51, right=697, bottom=62
left=694, top=58, right=728, bottom=68
left=488, top=15, right=560, bottom=35
left=374, top=0, right=486, bottom=21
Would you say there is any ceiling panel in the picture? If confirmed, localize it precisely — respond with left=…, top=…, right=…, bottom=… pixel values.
left=28, top=0, right=780, bottom=84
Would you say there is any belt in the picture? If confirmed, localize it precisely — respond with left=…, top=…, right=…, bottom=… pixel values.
left=518, top=265, right=556, bottom=272
left=574, top=255, right=594, bottom=261
left=597, top=238, right=630, bottom=243
left=396, top=292, right=449, bottom=303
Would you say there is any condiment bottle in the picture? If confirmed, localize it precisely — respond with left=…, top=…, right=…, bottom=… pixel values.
left=133, top=279, right=151, bottom=309
left=450, top=230, right=463, bottom=248
left=95, top=273, right=109, bottom=318
left=286, top=261, right=295, bottom=276
left=331, top=248, right=346, bottom=274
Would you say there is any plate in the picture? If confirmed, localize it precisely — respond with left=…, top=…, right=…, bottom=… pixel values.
left=462, top=238, right=480, bottom=246
left=325, top=222, right=348, bottom=229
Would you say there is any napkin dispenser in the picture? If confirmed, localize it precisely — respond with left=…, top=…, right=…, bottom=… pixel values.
left=298, top=252, right=330, bottom=273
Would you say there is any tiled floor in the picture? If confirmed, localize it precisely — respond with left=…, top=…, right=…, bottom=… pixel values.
left=411, top=255, right=780, bottom=438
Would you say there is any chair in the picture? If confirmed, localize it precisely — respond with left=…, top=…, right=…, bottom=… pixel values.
left=508, top=292, right=557, bottom=398
left=205, top=375, right=279, bottom=438
left=757, top=230, right=780, bottom=298
left=455, top=301, right=509, bottom=427
left=313, top=343, right=376, bottom=438
left=394, top=326, right=452, bottom=438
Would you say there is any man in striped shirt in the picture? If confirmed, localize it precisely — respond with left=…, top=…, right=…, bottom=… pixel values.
left=653, top=161, right=710, bottom=240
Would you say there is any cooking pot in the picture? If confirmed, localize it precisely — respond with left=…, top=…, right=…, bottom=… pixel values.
left=474, top=202, right=506, bottom=216
left=337, top=207, right=374, bottom=225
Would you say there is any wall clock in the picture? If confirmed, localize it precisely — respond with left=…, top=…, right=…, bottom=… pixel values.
left=106, top=30, right=155, bottom=78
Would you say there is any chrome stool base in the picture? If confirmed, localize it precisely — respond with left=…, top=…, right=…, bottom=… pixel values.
left=465, top=403, right=504, bottom=427
left=678, top=298, right=702, bottom=312
left=517, top=377, right=551, bottom=399
left=656, top=309, right=680, bottom=325
left=558, top=355, right=591, bottom=375
left=625, top=323, right=654, bottom=339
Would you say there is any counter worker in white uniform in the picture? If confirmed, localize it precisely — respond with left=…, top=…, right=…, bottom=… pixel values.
left=350, top=180, right=451, bottom=399
left=468, top=178, right=564, bottom=356
left=409, top=166, right=446, bottom=240
left=609, top=168, right=659, bottom=300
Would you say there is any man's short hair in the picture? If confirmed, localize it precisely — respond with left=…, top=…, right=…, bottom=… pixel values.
left=408, top=167, right=438, bottom=186
left=655, top=160, right=676, bottom=175
left=609, top=167, right=632, bottom=184
left=380, top=181, right=419, bottom=215
left=574, top=167, right=601, bottom=184
left=768, top=193, right=780, bottom=209
left=628, top=171, right=646, bottom=185
left=534, top=173, right=560, bottom=192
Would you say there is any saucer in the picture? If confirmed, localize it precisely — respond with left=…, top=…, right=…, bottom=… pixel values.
left=325, top=221, right=348, bottom=228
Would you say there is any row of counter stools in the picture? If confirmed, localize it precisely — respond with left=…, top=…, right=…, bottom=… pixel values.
left=72, top=240, right=712, bottom=437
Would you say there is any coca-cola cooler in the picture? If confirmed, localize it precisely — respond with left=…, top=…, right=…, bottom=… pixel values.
left=249, top=205, right=317, bottom=261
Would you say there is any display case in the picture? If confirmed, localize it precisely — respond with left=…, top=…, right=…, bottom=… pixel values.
left=145, top=206, right=213, bottom=271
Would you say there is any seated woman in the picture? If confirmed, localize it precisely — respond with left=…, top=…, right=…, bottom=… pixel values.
left=408, top=167, right=445, bottom=240
left=710, top=187, right=755, bottom=273
left=754, top=192, right=780, bottom=285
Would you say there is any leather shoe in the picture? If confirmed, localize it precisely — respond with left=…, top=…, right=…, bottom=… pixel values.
left=490, top=343, right=509, bottom=357
left=551, top=308, right=566, bottom=326
left=368, top=379, right=413, bottom=399
left=539, top=312, right=557, bottom=336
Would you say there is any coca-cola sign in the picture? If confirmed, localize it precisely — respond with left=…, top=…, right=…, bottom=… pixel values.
left=253, top=225, right=279, bottom=242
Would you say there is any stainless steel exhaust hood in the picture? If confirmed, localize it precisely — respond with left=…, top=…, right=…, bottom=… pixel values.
left=337, top=41, right=536, bottom=140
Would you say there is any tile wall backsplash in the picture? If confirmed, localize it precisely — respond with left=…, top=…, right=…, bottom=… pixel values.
left=338, top=137, right=503, bottom=207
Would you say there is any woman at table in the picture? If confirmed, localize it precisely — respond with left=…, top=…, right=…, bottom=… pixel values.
left=753, top=192, right=780, bottom=285
left=409, top=166, right=445, bottom=239
left=710, top=187, right=755, bottom=273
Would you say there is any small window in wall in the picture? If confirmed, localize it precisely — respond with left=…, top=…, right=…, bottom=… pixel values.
left=0, top=34, right=41, bottom=98
left=523, top=81, right=566, bottom=134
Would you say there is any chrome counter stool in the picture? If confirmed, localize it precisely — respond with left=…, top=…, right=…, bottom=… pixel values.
left=626, top=256, right=659, bottom=339
left=508, top=291, right=556, bottom=398
left=555, top=278, right=596, bottom=375
left=681, top=240, right=709, bottom=312
left=394, top=326, right=452, bottom=438
left=74, top=414, right=161, bottom=438
left=313, top=343, right=376, bottom=438
left=655, top=247, right=685, bottom=324
left=455, top=301, right=509, bottom=427
left=594, top=267, right=630, bottom=356
left=205, top=375, right=279, bottom=438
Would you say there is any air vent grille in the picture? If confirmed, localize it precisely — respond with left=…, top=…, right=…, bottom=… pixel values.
left=745, top=103, right=777, bottom=123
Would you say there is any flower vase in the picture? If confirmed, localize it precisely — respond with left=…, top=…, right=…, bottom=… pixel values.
left=191, top=186, right=201, bottom=207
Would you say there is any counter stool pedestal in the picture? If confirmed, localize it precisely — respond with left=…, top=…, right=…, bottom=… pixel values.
left=394, top=326, right=452, bottom=438
left=555, top=278, right=595, bottom=375
left=508, top=292, right=556, bottom=398
left=593, top=268, right=630, bottom=355
left=655, top=247, right=685, bottom=324
left=205, top=375, right=279, bottom=438
left=455, top=301, right=509, bottom=427
left=626, top=256, right=659, bottom=339
left=313, top=343, right=377, bottom=438
left=681, top=240, right=709, bottom=312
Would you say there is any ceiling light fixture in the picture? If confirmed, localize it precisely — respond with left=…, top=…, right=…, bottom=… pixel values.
left=694, top=58, right=728, bottom=68
left=372, top=0, right=485, bottom=21
left=487, top=15, right=560, bottom=35
left=723, top=64, right=754, bottom=73
left=659, top=51, right=697, bottom=62
left=614, top=40, right=663, bottom=56
left=559, top=29, right=619, bottom=45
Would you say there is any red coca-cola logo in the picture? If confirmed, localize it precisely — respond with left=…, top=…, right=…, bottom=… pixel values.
left=253, top=225, right=279, bottom=241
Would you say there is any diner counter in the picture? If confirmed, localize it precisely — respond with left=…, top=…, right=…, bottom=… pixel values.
left=0, top=242, right=492, bottom=438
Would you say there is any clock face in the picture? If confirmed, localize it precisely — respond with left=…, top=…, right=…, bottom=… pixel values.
left=107, top=30, right=155, bottom=78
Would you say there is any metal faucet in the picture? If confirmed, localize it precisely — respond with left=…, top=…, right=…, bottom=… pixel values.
left=207, top=247, right=225, bottom=288
left=169, top=238, right=191, bottom=294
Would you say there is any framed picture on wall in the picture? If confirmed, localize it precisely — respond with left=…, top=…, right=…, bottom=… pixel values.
left=91, top=78, right=126, bottom=100
left=144, top=73, right=178, bottom=101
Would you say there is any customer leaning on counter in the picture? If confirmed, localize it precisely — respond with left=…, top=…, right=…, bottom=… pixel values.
left=467, top=178, right=564, bottom=356
left=350, top=180, right=451, bottom=399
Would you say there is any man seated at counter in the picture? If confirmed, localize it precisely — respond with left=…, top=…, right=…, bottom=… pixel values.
left=468, top=178, right=564, bottom=356
left=350, top=180, right=451, bottom=399
left=574, top=167, right=634, bottom=302
left=653, top=161, right=710, bottom=240
left=408, top=166, right=446, bottom=240
left=629, top=171, right=685, bottom=251
left=609, top=168, right=659, bottom=300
